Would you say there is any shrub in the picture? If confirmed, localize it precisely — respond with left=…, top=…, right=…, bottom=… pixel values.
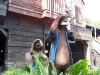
left=88, top=65, right=100, bottom=75
left=2, top=57, right=100, bottom=75
left=65, top=59, right=88, bottom=75
left=2, top=66, right=30, bottom=75
left=2, top=56, right=56, bottom=75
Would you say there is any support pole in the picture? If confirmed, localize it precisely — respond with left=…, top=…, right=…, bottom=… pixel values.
left=94, top=27, right=96, bottom=39
left=43, top=0, right=52, bottom=53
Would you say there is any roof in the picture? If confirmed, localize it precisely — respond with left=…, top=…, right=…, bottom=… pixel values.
left=86, top=24, right=100, bottom=30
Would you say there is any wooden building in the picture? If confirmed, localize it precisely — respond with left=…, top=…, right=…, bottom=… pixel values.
left=0, top=0, right=8, bottom=73
left=86, top=24, right=100, bottom=69
left=0, top=0, right=92, bottom=72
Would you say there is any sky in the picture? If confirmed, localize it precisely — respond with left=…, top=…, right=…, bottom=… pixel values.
left=84, top=0, right=100, bottom=22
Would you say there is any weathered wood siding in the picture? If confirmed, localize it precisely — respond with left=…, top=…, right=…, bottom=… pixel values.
left=70, top=41, right=84, bottom=63
left=70, top=25, right=92, bottom=40
left=8, top=0, right=43, bottom=18
left=3, top=16, right=45, bottom=67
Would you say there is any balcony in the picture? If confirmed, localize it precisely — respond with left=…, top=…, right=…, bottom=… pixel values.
left=42, top=0, right=67, bottom=18
left=8, top=0, right=42, bottom=18
left=0, top=0, right=7, bottom=25
left=8, top=0, right=85, bottom=25
left=8, top=0, right=67, bottom=19
left=70, top=25, right=92, bottom=40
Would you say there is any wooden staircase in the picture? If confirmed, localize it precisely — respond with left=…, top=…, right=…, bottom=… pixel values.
left=91, top=38, right=100, bottom=54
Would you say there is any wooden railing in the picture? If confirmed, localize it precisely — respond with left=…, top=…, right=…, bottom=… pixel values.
left=8, top=0, right=77, bottom=19
left=8, top=0, right=75, bottom=19
left=42, top=0, right=66, bottom=15
left=91, top=38, right=100, bottom=54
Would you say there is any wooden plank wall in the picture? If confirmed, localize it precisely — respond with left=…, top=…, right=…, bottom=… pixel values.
left=8, top=0, right=43, bottom=18
left=3, top=16, right=45, bottom=68
left=10, top=0, right=42, bottom=10
left=70, top=24, right=92, bottom=40
left=70, top=41, right=84, bottom=63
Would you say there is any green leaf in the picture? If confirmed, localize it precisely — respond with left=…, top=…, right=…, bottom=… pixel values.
left=66, top=59, right=88, bottom=75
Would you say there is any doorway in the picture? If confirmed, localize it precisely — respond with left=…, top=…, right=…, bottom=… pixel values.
left=45, top=36, right=51, bottom=57
left=70, top=41, right=84, bottom=63
left=0, top=28, right=8, bottom=72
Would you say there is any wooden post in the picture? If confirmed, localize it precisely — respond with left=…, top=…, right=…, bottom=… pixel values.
left=94, top=27, right=96, bottom=39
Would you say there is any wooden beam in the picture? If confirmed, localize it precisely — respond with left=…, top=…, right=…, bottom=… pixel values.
left=0, top=28, right=7, bottom=38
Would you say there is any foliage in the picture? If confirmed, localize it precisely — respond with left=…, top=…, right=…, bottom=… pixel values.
left=2, top=56, right=62, bottom=75
left=2, top=58, right=100, bottom=75
left=88, top=69, right=97, bottom=75
left=94, top=20, right=100, bottom=28
left=2, top=66, right=30, bottom=75
left=85, top=18, right=94, bottom=25
left=21, top=63, right=30, bottom=72
left=66, top=59, right=88, bottom=75
left=85, top=18, right=100, bottom=28
left=88, top=65, right=100, bottom=75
